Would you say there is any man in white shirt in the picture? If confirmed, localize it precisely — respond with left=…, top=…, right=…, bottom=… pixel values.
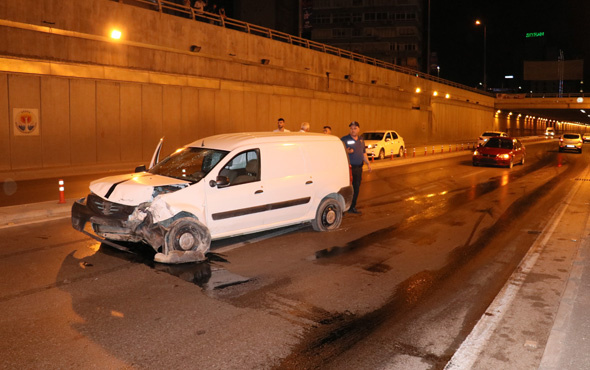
left=273, top=118, right=290, bottom=132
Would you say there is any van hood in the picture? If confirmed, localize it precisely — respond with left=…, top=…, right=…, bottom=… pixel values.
left=89, top=173, right=190, bottom=206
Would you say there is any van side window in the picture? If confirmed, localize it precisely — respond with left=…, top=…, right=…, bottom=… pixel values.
left=219, top=149, right=260, bottom=186
left=385, top=132, right=392, bottom=141
left=391, top=132, right=398, bottom=140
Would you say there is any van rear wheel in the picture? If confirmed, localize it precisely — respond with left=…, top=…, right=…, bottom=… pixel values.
left=312, top=198, right=343, bottom=232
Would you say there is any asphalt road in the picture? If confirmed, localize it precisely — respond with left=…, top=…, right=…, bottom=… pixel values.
left=1, top=140, right=588, bottom=369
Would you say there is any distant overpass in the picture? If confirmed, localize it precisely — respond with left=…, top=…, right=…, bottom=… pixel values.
left=495, top=93, right=590, bottom=126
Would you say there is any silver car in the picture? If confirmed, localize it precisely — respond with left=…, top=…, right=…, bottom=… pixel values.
left=558, top=133, right=583, bottom=153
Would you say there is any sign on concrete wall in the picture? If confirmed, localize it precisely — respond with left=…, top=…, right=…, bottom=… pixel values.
left=13, top=108, right=40, bottom=136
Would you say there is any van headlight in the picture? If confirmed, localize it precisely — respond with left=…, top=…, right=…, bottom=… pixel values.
left=498, top=154, right=511, bottom=160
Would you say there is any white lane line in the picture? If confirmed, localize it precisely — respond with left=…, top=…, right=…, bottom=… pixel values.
left=459, top=169, right=486, bottom=178
left=444, top=169, right=586, bottom=370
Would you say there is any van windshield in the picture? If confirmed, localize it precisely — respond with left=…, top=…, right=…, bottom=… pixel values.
left=149, top=147, right=229, bottom=182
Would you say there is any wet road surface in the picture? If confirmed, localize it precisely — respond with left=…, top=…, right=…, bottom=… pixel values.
left=1, top=140, right=589, bottom=369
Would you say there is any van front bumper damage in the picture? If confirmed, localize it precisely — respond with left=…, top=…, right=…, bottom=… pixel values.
left=71, top=194, right=206, bottom=264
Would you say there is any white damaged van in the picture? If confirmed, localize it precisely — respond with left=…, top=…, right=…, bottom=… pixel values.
left=71, top=132, right=353, bottom=264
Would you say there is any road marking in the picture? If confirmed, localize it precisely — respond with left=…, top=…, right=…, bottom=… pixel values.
left=459, top=169, right=486, bottom=178
left=444, top=165, right=588, bottom=370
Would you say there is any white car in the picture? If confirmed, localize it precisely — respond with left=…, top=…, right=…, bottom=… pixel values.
left=362, top=130, right=405, bottom=159
left=477, top=131, right=508, bottom=147
left=72, top=133, right=353, bottom=264
left=545, top=127, right=555, bottom=137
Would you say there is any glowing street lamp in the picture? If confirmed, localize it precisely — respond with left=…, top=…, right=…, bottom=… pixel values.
left=110, top=29, right=122, bottom=40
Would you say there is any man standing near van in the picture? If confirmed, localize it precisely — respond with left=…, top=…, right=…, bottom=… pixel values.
left=341, top=121, right=371, bottom=214
left=274, top=118, right=290, bottom=132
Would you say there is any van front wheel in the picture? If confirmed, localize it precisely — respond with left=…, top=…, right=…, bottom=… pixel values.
left=312, top=198, right=343, bottom=232
left=165, top=217, right=211, bottom=255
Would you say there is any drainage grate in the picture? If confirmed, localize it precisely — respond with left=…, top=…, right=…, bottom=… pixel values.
left=575, top=178, right=590, bottom=181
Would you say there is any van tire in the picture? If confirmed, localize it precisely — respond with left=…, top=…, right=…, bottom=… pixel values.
left=165, top=217, right=211, bottom=255
left=378, top=149, right=385, bottom=160
left=398, top=147, right=404, bottom=157
left=312, top=198, right=343, bottom=232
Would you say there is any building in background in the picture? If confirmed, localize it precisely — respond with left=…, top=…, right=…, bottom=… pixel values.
left=308, top=0, right=424, bottom=71
left=233, top=0, right=299, bottom=36
left=523, top=31, right=583, bottom=94
left=235, top=0, right=425, bottom=72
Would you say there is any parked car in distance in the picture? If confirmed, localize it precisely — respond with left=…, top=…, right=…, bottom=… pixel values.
left=559, top=133, right=583, bottom=153
left=477, top=131, right=508, bottom=147
left=472, top=137, right=525, bottom=168
left=362, top=130, right=405, bottom=159
left=71, top=132, right=353, bottom=264
left=545, top=127, right=555, bottom=137
left=583, top=133, right=590, bottom=143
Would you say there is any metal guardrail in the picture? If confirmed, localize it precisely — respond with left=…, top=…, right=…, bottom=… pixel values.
left=116, top=0, right=492, bottom=96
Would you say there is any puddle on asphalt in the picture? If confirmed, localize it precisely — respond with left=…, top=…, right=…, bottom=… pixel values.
left=309, top=245, right=357, bottom=260
left=98, top=242, right=250, bottom=290
left=309, top=225, right=399, bottom=262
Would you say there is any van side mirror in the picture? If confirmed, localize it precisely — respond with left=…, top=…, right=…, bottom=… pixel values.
left=211, top=176, right=230, bottom=188
left=135, top=165, right=147, bottom=173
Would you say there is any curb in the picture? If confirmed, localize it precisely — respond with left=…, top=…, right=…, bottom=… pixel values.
left=0, top=199, right=75, bottom=228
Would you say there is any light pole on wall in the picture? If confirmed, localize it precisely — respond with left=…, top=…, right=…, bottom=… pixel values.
left=475, top=19, right=487, bottom=91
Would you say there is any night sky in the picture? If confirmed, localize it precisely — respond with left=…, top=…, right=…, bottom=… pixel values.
left=429, top=0, right=590, bottom=91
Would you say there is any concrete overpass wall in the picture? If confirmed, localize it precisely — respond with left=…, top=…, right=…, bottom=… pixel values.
left=0, top=0, right=496, bottom=180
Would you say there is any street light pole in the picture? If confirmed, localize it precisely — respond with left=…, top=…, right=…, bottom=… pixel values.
left=426, top=0, right=431, bottom=75
left=475, top=20, right=487, bottom=91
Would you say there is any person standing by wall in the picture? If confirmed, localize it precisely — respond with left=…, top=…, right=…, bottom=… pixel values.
left=273, top=118, right=290, bottom=132
left=323, top=125, right=332, bottom=134
left=300, top=122, right=310, bottom=132
left=341, top=121, right=371, bottom=214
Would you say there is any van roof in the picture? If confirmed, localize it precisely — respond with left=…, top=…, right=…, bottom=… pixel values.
left=186, top=132, right=341, bottom=151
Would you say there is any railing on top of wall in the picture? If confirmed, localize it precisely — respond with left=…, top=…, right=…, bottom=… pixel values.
left=116, top=0, right=492, bottom=96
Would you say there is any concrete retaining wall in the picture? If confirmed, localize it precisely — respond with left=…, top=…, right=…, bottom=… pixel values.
left=0, top=0, right=499, bottom=180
